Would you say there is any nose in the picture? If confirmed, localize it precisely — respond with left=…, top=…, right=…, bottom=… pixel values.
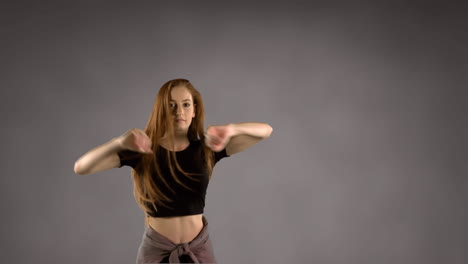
left=175, top=105, right=183, bottom=117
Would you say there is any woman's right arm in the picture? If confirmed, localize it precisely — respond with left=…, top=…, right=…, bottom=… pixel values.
left=74, top=128, right=153, bottom=175
left=73, top=137, right=124, bottom=175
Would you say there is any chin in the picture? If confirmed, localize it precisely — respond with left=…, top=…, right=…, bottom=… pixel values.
left=175, top=127, right=187, bottom=133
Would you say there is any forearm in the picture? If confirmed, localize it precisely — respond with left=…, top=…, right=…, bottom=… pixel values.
left=228, top=122, right=273, bottom=138
left=74, top=137, right=124, bottom=174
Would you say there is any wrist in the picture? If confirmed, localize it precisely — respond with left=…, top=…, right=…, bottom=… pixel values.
left=227, top=123, right=238, bottom=138
left=111, top=136, right=125, bottom=151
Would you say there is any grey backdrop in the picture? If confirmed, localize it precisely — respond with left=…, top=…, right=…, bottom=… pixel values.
left=1, top=1, right=467, bottom=263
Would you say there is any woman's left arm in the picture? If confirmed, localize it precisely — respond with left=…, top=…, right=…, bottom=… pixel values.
left=205, top=122, right=273, bottom=156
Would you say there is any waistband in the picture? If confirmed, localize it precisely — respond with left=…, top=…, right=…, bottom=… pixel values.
left=143, top=215, right=210, bottom=263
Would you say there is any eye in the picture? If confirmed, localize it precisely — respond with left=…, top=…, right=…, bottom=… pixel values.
left=184, top=103, right=191, bottom=107
left=170, top=103, right=175, bottom=108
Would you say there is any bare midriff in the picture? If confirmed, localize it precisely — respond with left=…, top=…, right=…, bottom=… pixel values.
left=147, top=214, right=204, bottom=244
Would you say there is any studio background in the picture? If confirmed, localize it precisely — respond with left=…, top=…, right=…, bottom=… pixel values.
left=1, top=1, right=467, bottom=263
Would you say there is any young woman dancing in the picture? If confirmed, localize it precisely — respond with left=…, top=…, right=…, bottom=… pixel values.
left=74, top=78, right=273, bottom=263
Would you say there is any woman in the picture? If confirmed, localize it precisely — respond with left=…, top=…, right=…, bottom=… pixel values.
left=74, top=78, right=273, bottom=263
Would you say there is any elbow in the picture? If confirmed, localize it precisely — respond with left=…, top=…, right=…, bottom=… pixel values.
left=265, top=124, right=273, bottom=138
left=74, top=161, right=87, bottom=175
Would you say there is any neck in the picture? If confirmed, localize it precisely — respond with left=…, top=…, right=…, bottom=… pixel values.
left=161, top=132, right=189, bottom=145
left=174, top=133, right=189, bottom=143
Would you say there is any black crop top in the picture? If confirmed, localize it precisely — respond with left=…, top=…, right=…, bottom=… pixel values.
left=117, top=139, right=229, bottom=217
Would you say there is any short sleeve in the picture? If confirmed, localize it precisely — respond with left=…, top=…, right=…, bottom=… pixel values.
left=213, top=148, right=230, bottom=164
left=117, top=149, right=142, bottom=168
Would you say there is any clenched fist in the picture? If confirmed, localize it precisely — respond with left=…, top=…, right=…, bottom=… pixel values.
left=204, top=124, right=233, bottom=152
left=118, top=128, right=153, bottom=154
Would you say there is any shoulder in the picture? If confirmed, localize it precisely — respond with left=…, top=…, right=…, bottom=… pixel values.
left=117, top=149, right=142, bottom=168
left=190, top=138, right=229, bottom=159
left=190, top=138, right=203, bottom=148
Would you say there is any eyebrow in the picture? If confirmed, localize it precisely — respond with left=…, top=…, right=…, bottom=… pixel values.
left=170, top=99, right=192, bottom=102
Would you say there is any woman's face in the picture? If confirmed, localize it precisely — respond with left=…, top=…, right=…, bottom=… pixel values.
left=169, top=86, right=196, bottom=133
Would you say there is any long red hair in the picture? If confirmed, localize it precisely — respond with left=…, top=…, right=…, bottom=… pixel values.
left=131, top=79, right=215, bottom=226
